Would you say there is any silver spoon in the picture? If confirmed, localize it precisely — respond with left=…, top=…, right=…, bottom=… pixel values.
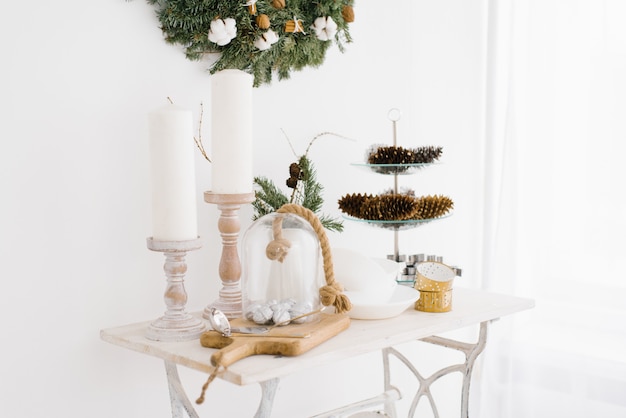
left=207, top=307, right=232, bottom=336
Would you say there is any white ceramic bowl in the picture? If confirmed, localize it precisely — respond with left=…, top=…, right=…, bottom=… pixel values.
left=333, top=247, right=402, bottom=303
left=344, top=285, right=419, bottom=320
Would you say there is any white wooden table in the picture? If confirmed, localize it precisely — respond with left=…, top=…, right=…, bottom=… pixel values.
left=100, top=287, right=534, bottom=418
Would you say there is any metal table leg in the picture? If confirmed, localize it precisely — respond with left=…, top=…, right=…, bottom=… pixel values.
left=162, top=322, right=489, bottom=418
left=254, top=378, right=280, bottom=418
left=383, top=321, right=490, bottom=418
left=164, top=361, right=280, bottom=418
left=165, top=361, right=201, bottom=418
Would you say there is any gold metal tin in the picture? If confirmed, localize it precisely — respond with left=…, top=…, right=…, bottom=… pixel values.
left=415, top=289, right=453, bottom=312
left=414, top=261, right=456, bottom=312
left=414, top=261, right=455, bottom=292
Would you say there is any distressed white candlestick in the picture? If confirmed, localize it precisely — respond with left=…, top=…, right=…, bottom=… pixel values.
left=203, top=191, right=255, bottom=319
left=146, top=237, right=206, bottom=341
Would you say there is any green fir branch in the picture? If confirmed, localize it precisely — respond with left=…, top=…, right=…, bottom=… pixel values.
left=298, top=155, right=324, bottom=215
left=316, top=214, right=345, bottom=233
left=252, top=156, right=343, bottom=232
left=142, top=0, right=355, bottom=86
left=251, top=176, right=289, bottom=221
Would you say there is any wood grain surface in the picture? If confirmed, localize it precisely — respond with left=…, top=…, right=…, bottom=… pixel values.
left=200, top=313, right=351, bottom=367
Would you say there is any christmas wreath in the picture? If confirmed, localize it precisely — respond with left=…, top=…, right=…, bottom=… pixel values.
left=144, top=0, right=356, bottom=86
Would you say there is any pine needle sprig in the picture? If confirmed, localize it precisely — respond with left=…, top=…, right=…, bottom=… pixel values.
left=252, top=176, right=289, bottom=221
left=298, top=155, right=324, bottom=215
left=317, top=214, right=344, bottom=232
left=252, top=133, right=346, bottom=232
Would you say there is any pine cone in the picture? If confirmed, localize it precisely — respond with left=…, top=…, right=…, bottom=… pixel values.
left=339, top=193, right=419, bottom=221
left=413, top=195, right=454, bottom=219
left=367, top=145, right=415, bottom=165
left=289, top=162, right=301, bottom=178
left=367, top=145, right=443, bottom=165
left=286, top=177, right=298, bottom=189
left=338, top=193, right=373, bottom=218
left=362, top=194, right=419, bottom=221
left=413, top=146, right=443, bottom=164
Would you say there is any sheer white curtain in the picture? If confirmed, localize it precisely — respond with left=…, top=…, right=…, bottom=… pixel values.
left=478, top=0, right=626, bottom=417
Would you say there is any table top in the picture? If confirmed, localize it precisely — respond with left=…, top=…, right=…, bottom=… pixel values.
left=100, top=287, right=533, bottom=386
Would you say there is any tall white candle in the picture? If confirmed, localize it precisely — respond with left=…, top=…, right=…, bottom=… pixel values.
left=210, top=69, right=254, bottom=194
left=148, top=104, right=198, bottom=241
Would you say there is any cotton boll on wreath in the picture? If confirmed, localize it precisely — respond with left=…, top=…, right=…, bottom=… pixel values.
left=254, top=29, right=279, bottom=51
left=208, top=18, right=237, bottom=46
left=311, top=16, right=338, bottom=41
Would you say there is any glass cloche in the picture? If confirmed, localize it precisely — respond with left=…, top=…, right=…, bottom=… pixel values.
left=241, top=212, right=324, bottom=326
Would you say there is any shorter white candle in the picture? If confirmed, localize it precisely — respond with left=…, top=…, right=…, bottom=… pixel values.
left=148, top=104, right=198, bottom=241
left=211, top=69, right=254, bottom=194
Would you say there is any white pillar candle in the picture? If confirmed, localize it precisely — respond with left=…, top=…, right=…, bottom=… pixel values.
left=148, top=104, right=198, bottom=241
left=210, top=69, right=254, bottom=194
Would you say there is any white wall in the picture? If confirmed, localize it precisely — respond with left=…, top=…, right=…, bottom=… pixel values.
left=0, top=1, right=485, bottom=416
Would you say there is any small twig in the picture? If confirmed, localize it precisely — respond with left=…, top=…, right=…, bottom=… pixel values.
left=289, top=181, right=301, bottom=204
left=194, top=102, right=211, bottom=162
left=165, top=97, right=210, bottom=162
left=283, top=131, right=355, bottom=205
left=281, top=128, right=298, bottom=158
left=304, top=131, right=355, bottom=157
left=282, top=130, right=355, bottom=159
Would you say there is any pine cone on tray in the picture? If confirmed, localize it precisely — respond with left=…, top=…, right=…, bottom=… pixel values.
left=337, top=193, right=374, bottom=218
left=366, top=145, right=443, bottom=165
left=413, top=195, right=454, bottom=219
left=339, top=193, right=453, bottom=221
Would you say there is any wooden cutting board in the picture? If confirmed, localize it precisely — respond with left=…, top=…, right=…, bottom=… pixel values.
left=200, top=313, right=350, bottom=368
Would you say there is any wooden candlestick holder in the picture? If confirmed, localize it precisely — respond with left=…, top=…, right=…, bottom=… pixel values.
left=203, top=191, right=255, bottom=319
left=146, top=237, right=206, bottom=341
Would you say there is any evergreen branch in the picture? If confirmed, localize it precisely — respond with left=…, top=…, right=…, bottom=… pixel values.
left=139, top=0, right=355, bottom=86
left=251, top=133, right=345, bottom=233
left=298, top=155, right=324, bottom=214
left=252, top=176, right=289, bottom=220
left=317, top=214, right=344, bottom=233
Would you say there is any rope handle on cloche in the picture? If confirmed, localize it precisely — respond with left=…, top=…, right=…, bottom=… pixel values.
left=265, top=203, right=352, bottom=314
